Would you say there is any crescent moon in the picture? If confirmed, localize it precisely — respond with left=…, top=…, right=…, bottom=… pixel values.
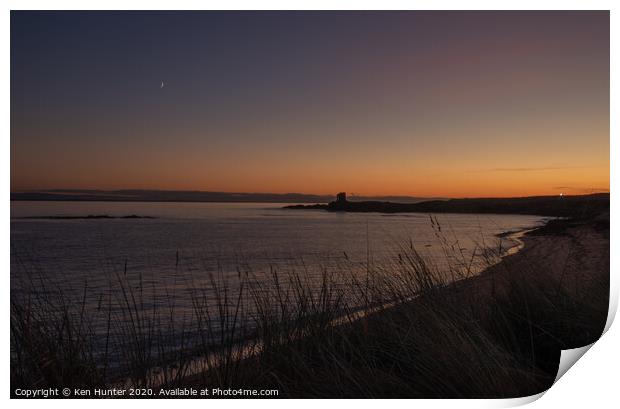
left=161, top=81, right=164, bottom=88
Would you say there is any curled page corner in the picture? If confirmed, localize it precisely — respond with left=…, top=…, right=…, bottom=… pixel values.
left=502, top=344, right=596, bottom=407
left=500, top=391, right=546, bottom=407
left=554, top=343, right=594, bottom=384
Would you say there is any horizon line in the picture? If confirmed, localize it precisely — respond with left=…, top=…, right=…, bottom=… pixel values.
left=9, top=188, right=610, bottom=201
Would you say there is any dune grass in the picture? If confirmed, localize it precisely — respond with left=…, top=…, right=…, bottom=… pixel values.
left=10, top=217, right=609, bottom=398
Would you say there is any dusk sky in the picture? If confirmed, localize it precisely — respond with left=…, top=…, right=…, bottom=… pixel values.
left=11, top=11, right=609, bottom=197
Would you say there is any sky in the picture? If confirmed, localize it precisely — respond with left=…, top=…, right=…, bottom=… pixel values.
left=11, top=11, right=609, bottom=198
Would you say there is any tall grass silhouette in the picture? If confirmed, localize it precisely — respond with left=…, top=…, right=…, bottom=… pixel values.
left=10, top=216, right=608, bottom=398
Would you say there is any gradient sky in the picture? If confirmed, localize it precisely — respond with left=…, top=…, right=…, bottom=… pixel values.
left=11, top=11, right=609, bottom=197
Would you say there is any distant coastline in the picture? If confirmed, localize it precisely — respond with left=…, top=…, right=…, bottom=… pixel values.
left=15, top=214, right=156, bottom=220
left=11, top=190, right=610, bottom=218
left=10, top=189, right=436, bottom=204
left=284, top=193, right=610, bottom=218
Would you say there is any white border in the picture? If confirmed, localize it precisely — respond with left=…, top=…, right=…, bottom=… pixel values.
left=3, top=2, right=617, bottom=408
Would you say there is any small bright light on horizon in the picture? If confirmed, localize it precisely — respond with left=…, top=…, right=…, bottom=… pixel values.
left=560, top=193, right=564, bottom=197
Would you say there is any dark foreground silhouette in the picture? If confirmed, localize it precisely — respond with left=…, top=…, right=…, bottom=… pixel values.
left=178, top=214, right=609, bottom=398
left=11, top=210, right=609, bottom=398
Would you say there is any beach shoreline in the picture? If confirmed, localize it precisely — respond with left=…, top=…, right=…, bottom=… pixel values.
left=168, top=214, right=609, bottom=397
left=11, top=212, right=610, bottom=398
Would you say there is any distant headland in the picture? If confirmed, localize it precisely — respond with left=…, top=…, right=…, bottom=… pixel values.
left=16, top=215, right=156, bottom=220
left=10, top=189, right=434, bottom=204
left=284, top=192, right=610, bottom=218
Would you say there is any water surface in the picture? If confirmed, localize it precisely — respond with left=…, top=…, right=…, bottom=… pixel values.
left=11, top=201, right=545, bottom=359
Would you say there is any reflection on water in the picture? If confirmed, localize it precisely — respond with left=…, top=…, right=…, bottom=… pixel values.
left=11, top=201, right=545, bottom=363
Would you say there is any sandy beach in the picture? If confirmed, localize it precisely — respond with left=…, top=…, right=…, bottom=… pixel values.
left=170, top=214, right=609, bottom=398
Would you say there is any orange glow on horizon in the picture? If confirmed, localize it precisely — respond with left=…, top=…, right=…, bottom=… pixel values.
left=10, top=12, right=609, bottom=199
left=11, top=159, right=609, bottom=199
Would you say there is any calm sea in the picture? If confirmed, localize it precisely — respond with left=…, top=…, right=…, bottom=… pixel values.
left=10, top=201, right=545, bottom=360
